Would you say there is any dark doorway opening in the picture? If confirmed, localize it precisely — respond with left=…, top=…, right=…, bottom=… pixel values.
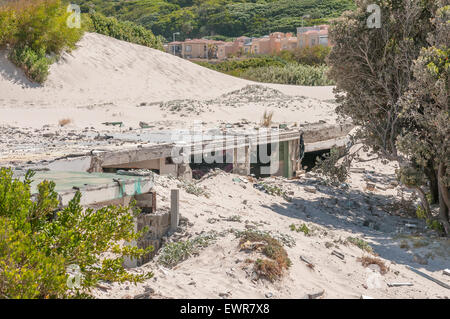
left=301, top=149, right=331, bottom=172
left=250, top=144, right=273, bottom=178
left=189, top=151, right=232, bottom=180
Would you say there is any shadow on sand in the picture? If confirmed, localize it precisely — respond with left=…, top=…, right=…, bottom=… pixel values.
left=262, top=180, right=450, bottom=273
left=0, top=50, right=42, bottom=89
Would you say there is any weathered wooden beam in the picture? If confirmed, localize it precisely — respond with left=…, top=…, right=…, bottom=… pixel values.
left=170, top=189, right=180, bottom=232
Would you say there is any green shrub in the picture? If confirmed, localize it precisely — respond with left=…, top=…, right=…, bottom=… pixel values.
left=0, top=0, right=84, bottom=83
left=347, top=237, right=374, bottom=254
left=0, top=0, right=84, bottom=53
left=196, top=55, right=333, bottom=86
left=196, top=56, right=286, bottom=73
left=9, top=46, right=51, bottom=83
left=289, top=223, right=311, bottom=236
left=278, top=46, right=331, bottom=66
left=86, top=12, right=164, bottom=50
left=242, top=63, right=333, bottom=86
left=157, top=233, right=217, bottom=268
left=0, top=168, right=152, bottom=299
left=0, top=6, right=17, bottom=46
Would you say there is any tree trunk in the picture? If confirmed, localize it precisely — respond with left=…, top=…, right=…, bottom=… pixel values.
left=425, top=164, right=439, bottom=204
left=437, top=163, right=450, bottom=237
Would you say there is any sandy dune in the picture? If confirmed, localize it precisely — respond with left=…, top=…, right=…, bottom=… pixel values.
left=0, top=33, right=336, bottom=130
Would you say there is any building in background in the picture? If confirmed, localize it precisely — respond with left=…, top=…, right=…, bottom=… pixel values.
left=167, top=39, right=226, bottom=59
left=168, top=25, right=330, bottom=60
left=297, top=25, right=330, bottom=48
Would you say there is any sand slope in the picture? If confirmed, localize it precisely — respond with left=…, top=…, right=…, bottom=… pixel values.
left=0, top=32, right=337, bottom=131
left=0, top=32, right=334, bottom=108
left=94, top=148, right=450, bottom=299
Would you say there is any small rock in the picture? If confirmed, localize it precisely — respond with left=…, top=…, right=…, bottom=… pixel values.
left=143, top=286, right=154, bottom=293
left=134, top=292, right=152, bottom=299
left=304, top=187, right=316, bottom=194
left=265, top=292, right=273, bottom=298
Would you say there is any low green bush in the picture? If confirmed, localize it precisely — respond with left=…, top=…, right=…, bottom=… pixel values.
left=8, top=46, right=51, bottom=83
left=86, top=12, right=164, bottom=51
left=158, top=233, right=217, bottom=268
left=242, top=63, right=334, bottom=86
left=196, top=56, right=286, bottom=74
left=278, top=46, right=332, bottom=66
left=0, top=168, right=152, bottom=299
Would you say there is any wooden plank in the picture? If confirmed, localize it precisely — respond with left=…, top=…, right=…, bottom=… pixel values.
left=170, top=189, right=180, bottom=232
left=387, top=282, right=414, bottom=287
left=406, top=265, right=450, bottom=290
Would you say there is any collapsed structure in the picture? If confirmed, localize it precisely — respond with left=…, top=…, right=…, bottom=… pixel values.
left=14, top=121, right=352, bottom=266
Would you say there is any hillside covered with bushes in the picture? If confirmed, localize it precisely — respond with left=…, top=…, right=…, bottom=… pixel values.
left=73, top=0, right=356, bottom=40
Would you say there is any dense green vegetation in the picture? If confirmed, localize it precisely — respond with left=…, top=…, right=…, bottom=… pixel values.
left=85, top=12, right=164, bottom=50
left=0, top=168, right=152, bottom=298
left=196, top=46, right=333, bottom=86
left=242, top=63, right=333, bottom=86
left=0, top=0, right=84, bottom=83
left=73, top=0, right=356, bottom=40
left=196, top=55, right=286, bottom=76
left=0, top=1, right=164, bottom=83
left=328, top=0, right=449, bottom=235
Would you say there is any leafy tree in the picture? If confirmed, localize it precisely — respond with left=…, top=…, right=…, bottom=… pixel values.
left=0, top=168, right=152, bottom=298
left=327, top=0, right=450, bottom=235
left=397, top=2, right=449, bottom=234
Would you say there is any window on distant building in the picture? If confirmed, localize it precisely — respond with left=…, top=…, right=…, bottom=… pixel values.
left=319, top=36, right=328, bottom=46
left=185, top=45, right=192, bottom=52
left=311, top=39, right=316, bottom=46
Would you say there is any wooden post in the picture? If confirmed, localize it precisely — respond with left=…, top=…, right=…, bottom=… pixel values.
left=170, top=189, right=180, bottom=232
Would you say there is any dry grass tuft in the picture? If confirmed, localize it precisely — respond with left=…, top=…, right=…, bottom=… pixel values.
left=238, top=230, right=291, bottom=282
left=261, top=110, right=274, bottom=127
left=358, top=256, right=389, bottom=275
left=255, top=259, right=282, bottom=282
left=58, top=118, right=72, bottom=127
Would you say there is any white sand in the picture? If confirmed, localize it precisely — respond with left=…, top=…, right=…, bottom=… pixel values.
left=0, top=33, right=336, bottom=130
left=94, top=148, right=450, bottom=299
